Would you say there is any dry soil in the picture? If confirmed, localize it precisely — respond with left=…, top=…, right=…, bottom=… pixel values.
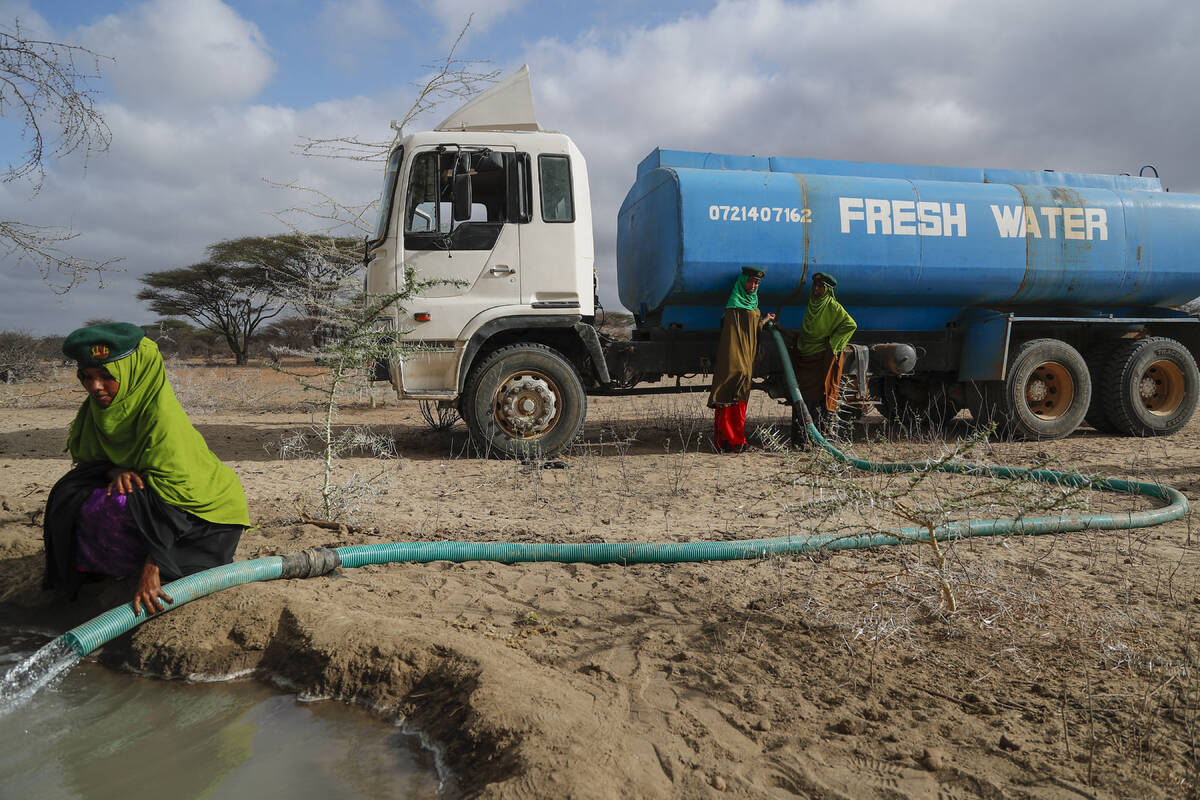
left=1, top=364, right=1196, bottom=798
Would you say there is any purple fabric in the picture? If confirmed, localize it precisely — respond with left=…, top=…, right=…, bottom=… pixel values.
left=75, top=488, right=146, bottom=577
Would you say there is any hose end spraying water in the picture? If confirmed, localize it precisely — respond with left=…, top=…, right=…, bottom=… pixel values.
left=0, top=637, right=81, bottom=714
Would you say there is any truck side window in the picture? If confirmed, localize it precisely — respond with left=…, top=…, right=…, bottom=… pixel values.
left=404, top=148, right=507, bottom=250
left=405, top=152, right=443, bottom=233
left=539, top=154, right=574, bottom=223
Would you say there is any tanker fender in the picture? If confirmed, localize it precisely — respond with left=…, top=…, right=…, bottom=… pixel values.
left=956, top=309, right=1013, bottom=382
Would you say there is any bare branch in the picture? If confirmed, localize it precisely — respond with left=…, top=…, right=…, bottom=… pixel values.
left=0, top=19, right=115, bottom=291
left=292, top=136, right=395, bottom=163
left=290, top=14, right=498, bottom=165
left=265, top=178, right=378, bottom=235
left=0, top=19, right=112, bottom=191
left=274, top=16, right=497, bottom=239
left=0, top=219, right=120, bottom=293
left=392, top=15, right=500, bottom=140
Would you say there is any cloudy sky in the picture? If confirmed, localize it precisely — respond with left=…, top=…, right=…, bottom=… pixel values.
left=1, top=0, right=1198, bottom=335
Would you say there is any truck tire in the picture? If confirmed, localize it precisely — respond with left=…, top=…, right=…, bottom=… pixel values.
left=971, top=339, right=1090, bottom=440
left=1084, top=343, right=1119, bottom=433
left=1100, top=336, right=1198, bottom=436
left=462, top=343, right=587, bottom=459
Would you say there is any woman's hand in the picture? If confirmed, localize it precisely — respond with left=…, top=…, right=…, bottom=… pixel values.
left=107, top=468, right=144, bottom=496
left=763, top=312, right=777, bottom=326
left=132, top=558, right=173, bottom=617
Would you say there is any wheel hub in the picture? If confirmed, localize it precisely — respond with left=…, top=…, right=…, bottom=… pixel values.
left=1140, top=360, right=1185, bottom=415
left=1024, top=362, right=1074, bottom=420
left=496, top=374, right=558, bottom=436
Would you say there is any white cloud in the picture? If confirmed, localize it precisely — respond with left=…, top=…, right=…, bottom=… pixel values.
left=420, top=0, right=527, bottom=37
left=317, top=0, right=404, bottom=71
left=0, top=1, right=51, bottom=36
left=0, top=90, right=396, bottom=333
left=77, top=0, right=275, bottom=110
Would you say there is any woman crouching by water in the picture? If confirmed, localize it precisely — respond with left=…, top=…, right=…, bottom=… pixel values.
left=43, top=322, right=249, bottom=617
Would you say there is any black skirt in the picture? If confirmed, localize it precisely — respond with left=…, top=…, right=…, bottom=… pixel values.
left=43, top=461, right=244, bottom=599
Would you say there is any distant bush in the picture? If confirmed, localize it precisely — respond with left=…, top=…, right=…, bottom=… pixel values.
left=261, top=316, right=320, bottom=352
left=141, top=320, right=225, bottom=361
left=0, top=330, right=61, bottom=382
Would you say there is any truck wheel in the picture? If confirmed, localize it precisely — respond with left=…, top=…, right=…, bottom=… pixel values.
left=1084, top=343, right=1119, bottom=433
left=1100, top=337, right=1198, bottom=436
left=462, top=343, right=587, bottom=459
left=973, top=339, right=1090, bottom=440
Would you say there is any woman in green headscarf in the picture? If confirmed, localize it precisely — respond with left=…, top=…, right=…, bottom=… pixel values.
left=793, top=272, right=857, bottom=429
left=708, top=267, right=775, bottom=452
left=43, top=322, right=249, bottom=616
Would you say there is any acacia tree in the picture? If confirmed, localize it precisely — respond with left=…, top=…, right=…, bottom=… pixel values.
left=0, top=20, right=116, bottom=290
left=138, top=261, right=281, bottom=365
left=138, top=234, right=367, bottom=364
left=208, top=233, right=361, bottom=344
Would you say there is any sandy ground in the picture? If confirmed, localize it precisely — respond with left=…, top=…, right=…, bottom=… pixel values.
left=0, top=365, right=1197, bottom=798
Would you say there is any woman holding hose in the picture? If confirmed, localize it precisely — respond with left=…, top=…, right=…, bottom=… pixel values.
left=708, top=266, right=775, bottom=452
left=793, top=272, right=857, bottom=430
left=43, top=322, right=249, bottom=616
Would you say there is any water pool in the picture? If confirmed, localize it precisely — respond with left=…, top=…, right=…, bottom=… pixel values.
left=0, top=625, right=441, bottom=798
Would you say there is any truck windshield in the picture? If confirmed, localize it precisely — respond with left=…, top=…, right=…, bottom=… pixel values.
left=370, top=145, right=403, bottom=243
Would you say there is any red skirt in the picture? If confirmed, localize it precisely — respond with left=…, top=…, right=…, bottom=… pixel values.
left=713, top=402, right=747, bottom=451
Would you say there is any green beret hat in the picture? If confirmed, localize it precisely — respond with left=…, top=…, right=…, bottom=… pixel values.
left=741, top=266, right=766, bottom=278
left=63, top=322, right=145, bottom=367
left=811, top=272, right=837, bottom=288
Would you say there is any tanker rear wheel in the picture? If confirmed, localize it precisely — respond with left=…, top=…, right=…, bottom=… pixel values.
left=1100, top=337, right=1198, bottom=436
left=463, top=344, right=587, bottom=459
left=969, top=339, right=1090, bottom=440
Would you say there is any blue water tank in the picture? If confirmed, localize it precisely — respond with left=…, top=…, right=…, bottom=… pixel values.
left=616, top=149, right=1200, bottom=332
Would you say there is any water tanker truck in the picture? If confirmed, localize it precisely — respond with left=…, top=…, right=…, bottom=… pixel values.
left=366, top=68, right=1200, bottom=457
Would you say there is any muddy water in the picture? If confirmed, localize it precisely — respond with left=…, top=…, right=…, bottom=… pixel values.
left=0, top=626, right=441, bottom=799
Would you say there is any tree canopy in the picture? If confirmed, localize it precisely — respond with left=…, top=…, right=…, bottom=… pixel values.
left=137, top=234, right=362, bottom=364
left=138, top=261, right=280, bottom=366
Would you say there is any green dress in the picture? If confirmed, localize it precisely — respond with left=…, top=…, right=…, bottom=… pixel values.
left=794, top=287, right=857, bottom=419
left=45, top=338, right=248, bottom=597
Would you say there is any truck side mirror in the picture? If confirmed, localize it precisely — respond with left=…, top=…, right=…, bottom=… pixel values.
left=452, top=173, right=473, bottom=222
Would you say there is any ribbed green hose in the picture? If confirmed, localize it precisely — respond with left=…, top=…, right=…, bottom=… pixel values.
left=57, top=326, right=1190, bottom=657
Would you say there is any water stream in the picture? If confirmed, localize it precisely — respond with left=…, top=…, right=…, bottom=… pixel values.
left=0, top=625, right=441, bottom=798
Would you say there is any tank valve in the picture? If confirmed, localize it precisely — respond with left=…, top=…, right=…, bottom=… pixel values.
left=871, top=343, right=918, bottom=375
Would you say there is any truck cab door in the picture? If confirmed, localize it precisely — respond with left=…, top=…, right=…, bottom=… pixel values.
left=397, top=145, right=522, bottom=395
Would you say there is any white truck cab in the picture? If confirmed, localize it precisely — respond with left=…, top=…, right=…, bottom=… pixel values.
left=366, top=67, right=602, bottom=457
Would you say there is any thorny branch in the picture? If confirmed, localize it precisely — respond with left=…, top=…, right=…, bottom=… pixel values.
left=292, top=15, right=500, bottom=164
left=273, top=16, right=498, bottom=234
left=0, top=20, right=118, bottom=289
left=0, top=20, right=111, bottom=189
left=0, top=219, right=119, bottom=292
